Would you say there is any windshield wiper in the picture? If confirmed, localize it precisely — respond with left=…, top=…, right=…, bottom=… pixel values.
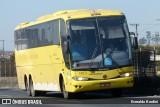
left=111, top=58, right=120, bottom=69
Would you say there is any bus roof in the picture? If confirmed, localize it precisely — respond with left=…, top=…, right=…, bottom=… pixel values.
left=15, top=9, right=124, bottom=30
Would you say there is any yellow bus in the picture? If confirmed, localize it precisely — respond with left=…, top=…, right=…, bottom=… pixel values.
left=14, top=9, right=134, bottom=99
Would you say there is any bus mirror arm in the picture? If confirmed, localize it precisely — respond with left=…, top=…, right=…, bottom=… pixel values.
left=130, top=32, right=138, bottom=49
left=63, top=41, right=70, bottom=54
left=67, top=35, right=71, bottom=41
left=129, top=32, right=135, bottom=36
left=66, top=35, right=71, bottom=54
left=62, top=35, right=71, bottom=54
left=133, top=36, right=138, bottom=49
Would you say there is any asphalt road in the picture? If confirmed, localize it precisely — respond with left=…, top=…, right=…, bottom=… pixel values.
left=0, top=88, right=160, bottom=105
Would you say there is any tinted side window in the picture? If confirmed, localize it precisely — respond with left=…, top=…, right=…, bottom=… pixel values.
left=21, top=29, right=28, bottom=50
left=53, top=20, right=60, bottom=45
left=14, top=31, right=19, bottom=50
left=14, top=30, right=22, bottom=50
left=45, top=21, right=54, bottom=45
left=60, top=19, right=66, bottom=39
left=14, top=19, right=60, bottom=50
left=37, top=24, right=44, bottom=46
left=60, top=19, right=70, bottom=68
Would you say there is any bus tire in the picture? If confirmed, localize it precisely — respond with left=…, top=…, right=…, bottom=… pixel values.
left=61, top=79, right=73, bottom=99
left=30, top=78, right=38, bottom=97
left=111, top=88, right=122, bottom=97
left=27, top=80, right=31, bottom=96
left=24, top=77, right=28, bottom=91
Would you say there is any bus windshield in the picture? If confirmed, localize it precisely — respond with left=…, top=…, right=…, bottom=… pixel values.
left=68, top=16, right=132, bottom=70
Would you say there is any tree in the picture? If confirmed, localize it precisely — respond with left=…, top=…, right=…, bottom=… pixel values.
left=154, top=32, right=160, bottom=44
left=139, top=37, right=147, bottom=45
left=146, top=31, right=151, bottom=45
left=10, top=52, right=15, bottom=62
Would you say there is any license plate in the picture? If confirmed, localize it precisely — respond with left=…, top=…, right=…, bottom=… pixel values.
left=100, top=83, right=110, bottom=87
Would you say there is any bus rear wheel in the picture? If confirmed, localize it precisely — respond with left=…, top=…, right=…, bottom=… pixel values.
left=24, top=77, right=28, bottom=91
left=27, top=77, right=46, bottom=97
left=26, top=78, right=32, bottom=96
left=61, top=79, right=73, bottom=99
left=27, top=81, right=31, bottom=96
left=27, top=78, right=37, bottom=97
left=29, top=78, right=39, bottom=97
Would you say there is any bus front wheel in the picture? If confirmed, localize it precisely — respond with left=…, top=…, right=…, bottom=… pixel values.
left=61, top=79, right=73, bottom=99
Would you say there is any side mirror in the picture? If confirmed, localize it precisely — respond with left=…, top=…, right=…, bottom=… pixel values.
left=100, top=34, right=105, bottom=39
left=133, top=36, right=138, bottom=49
left=130, top=32, right=138, bottom=49
left=63, top=41, right=69, bottom=54
left=63, top=36, right=70, bottom=54
left=67, top=35, right=71, bottom=41
left=129, top=32, right=135, bottom=36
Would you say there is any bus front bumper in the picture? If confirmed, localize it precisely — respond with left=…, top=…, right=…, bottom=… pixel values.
left=67, top=76, right=133, bottom=92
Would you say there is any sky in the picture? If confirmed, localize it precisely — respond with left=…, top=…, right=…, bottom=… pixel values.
left=0, top=0, right=160, bottom=51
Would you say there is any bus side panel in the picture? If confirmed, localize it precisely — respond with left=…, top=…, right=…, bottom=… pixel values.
left=16, top=67, right=25, bottom=90
left=15, top=45, right=65, bottom=92
left=32, top=45, right=64, bottom=91
left=15, top=50, right=28, bottom=90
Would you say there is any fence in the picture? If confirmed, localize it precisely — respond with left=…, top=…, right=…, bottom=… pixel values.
left=133, top=49, right=156, bottom=77
left=0, top=61, right=17, bottom=77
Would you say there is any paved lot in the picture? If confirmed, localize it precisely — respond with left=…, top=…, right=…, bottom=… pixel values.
left=0, top=88, right=160, bottom=105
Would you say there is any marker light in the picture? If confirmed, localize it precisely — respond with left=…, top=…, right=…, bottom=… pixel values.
left=120, top=72, right=133, bottom=77
left=72, top=76, right=89, bottom=81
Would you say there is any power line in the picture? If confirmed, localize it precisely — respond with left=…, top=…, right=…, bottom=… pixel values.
left=138, top=19, right=160, bottom=32
left=139, top=26, right=160, bottom=34
left=140, top=24, right=160, bottom=25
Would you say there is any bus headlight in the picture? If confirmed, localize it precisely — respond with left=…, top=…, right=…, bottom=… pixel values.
left=120, top=72, right=133, bottom=77
left=72, top=76, right=89, bottom=81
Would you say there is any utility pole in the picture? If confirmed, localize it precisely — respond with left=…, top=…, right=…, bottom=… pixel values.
left=0, top=40, right=5, bottom=61
left=130, top=23, right=139, bottom=76
left=130, top=23, right=139, bottom=37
